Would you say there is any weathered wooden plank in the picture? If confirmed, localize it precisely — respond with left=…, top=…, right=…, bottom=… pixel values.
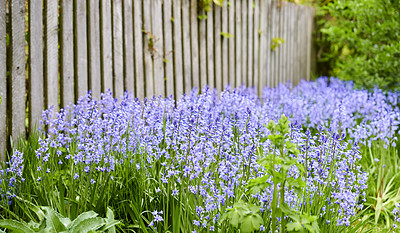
left=241, top=0, right=247, bottom=87
left=235, top=0, right=241, bottom=87
left=163, top=0, right=174, bottom=97
left=29, top=0, right=44, bottom=128
left=288, top=3, right=294, bottom=85
left=207, top=4, right=214, bottom=90
left=88, top=0, right=101, bottom=100
left=221, top=0, right=228, bottom=90
left=253, top=0, right=260, bottom=94
left=247, top=0, right=253, bottom=88
left=143, top=0, right=154, bottom=97
left=190, top=0, right=199, bottom=90
left=228, top=0, right=235, bottom=87
left=172, top=0, right=183, bottom=96
left=182, top=0, right=191, bottom=93
left=11, top=0, right=26, bottom=141
left=75, top=0, right=88, bottom=98
left=214, top=4, right=222, bottom=92
left=300, top=7, right=306, bottom=82
left=267, top=1, right=273, bottom=88
left=101, top=0, right=113, bottom=93
left=61, top=0, right=74, bottom=107
left=123, top=0, right=134, bottom=93
left=152, top=0, right=164, bottom=97
left=112, top=0, right=124, bottom=97
left=306, top=7, right=313, bottom=81
left=133, top=0, right=144, bottom=99
left=258, top=0, right=265, bottom=93
left=198, top=7, right=207, bottom=90
left=0, top=0, right=6, bottom=157
left=271, top=0, right=278, bottom=87
left=279, top=3, right=285, bottom=85
left=45, top=0, right=59, bottom=112
left=295, top=6, right=301, bottom=84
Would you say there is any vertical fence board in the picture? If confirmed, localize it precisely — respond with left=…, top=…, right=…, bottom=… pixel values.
left=214, top=5, right=222, bottom=92
left=45, top=0, right=59, bottom=111
left=182, top=0, right=191, bottom=93
left=207, top=4, right=214, bottom=90
left=235, top=0, right=241, bottom=87
left=295, top=6, right=300, bottom=84
left=61, top=0, right=74, bottom=107
left=279, top=4, right=285, bottom=84
left=11, top=0, right=26, bottom=141
left=253, top=0, right=259, bottom=93
left=247, top=0, right=253, bottom=88
left=29, top=0, right=44, bottom=127
left=101, top=0, right=113, bottom=93
left=88, top=0, right=101, bottom=100
left=265, top=1, right=272, bottom=89
left=143, top=0, right=154, bottom=97
left=228, top=0, right=235, bottom=87
left=75, top=0, right=88, bottom=98
left=288, top=4, right=294, bottom=84
left=258, top=0, right=266, bottom=93
left=133, top=0, right=144, bottom=99
left=112, top=0, right=124, bottom=97
left=172, top=0, right=183, bottom=96
left=190, top=0, right=199, bottom=89
left=0, top=0, right=6, bottom=156
left=163, top=0, right=174, bottom=97
left=241, top=0, right=247, bottom=86
left=298, top=9, right=307, bottom=81
left=152, top=0, right=164, bottom=97
left=221, top=1, right=228, bottom=90
left=267, top=0, right=280, bottom=87
left=199, top=8, right=207, bottom=89
left=123, top=0, right=134, bottom=92
left=306, top=7, right=313, bottom=81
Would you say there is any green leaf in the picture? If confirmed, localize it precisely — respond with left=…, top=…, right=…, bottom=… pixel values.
left=68, top=217, right=105, bottom=233
left=0, top=219, right=35, bottom=233
left=68, top=211, right=99, bottom=230
left=287, top=222, right=303, bottom=232
left=222, top=207, right=242, bottom=228
left=213, top=0, right=224, bottom=6
left=375, top=196, right=383, bottom=224
left=220, top=32, right=234, bottom=38
left=41, top=207, right=68, bottom=232
left=240, top=213, right=263, bottom=233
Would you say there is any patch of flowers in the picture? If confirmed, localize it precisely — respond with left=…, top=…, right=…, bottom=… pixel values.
left=1, top=77, right=399, bottom=232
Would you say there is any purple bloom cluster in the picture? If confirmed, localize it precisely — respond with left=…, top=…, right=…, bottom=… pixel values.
left=0, top=151, right=24, bottom=205
left=2, top=77, right=389, bottom=231
left=263, top=77, right=400, bottom=147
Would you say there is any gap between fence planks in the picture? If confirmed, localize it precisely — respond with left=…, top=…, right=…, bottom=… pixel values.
left=0, top=0, right=315, bottom=158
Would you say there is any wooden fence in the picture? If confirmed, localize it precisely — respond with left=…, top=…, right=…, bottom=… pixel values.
left=0, top=0, right=315, bottom=158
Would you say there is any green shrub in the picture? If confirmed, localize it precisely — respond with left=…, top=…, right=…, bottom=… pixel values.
left=317, top=0, right=400, bottom=90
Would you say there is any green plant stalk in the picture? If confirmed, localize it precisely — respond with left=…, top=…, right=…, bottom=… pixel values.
left=271, top=149, right=278, bottom=233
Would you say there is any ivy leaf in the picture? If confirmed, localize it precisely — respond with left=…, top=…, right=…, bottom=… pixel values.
left=213, top=0, right=224, bottom=7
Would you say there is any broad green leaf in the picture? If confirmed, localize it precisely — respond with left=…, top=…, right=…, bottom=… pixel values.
left=224, top=208, right=242, bottom=228
left=287, top=222, right=303, bottom=232
left=68, top=211, right=98, bottom=230
left=0, top=219, right=35, bottom=233
left=41, top=207, right=67, bottom=232
left=68, top=217, right=105, bottom=233
left=240, top=213, right=263, bottom=233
